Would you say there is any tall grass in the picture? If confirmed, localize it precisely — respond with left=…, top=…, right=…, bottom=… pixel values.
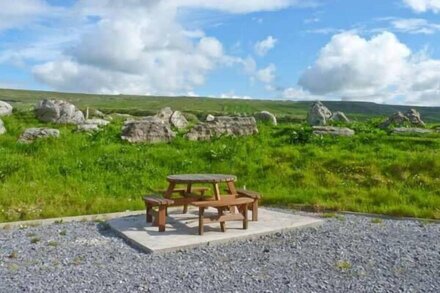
left=0, top=111, right=439, bottom=221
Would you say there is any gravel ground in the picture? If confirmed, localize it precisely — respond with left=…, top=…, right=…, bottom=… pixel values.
left=0, top=213, right=439, bottom=293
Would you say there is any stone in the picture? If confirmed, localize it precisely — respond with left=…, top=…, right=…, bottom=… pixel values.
left=405, top=109, right=425, bottom=127
left=185, top=116, right=258, bottom=141
left=121, top=120, right=176, bottom=143
left=170, top=111, right=189, bottom=129
left=392, top=127, right=433, bottom=135
left=307, top=101, right=332, bottom=126
left=330, top=111, right=350, bottom=122
left=0, top=101, right=13, bottom=116
left=18, top=128, right=60, bottom=143
left=254, top=111, right=277, bottom=125
left=84, top=119, right=110, bottom=127
left=379, top=112, right=409, bottom=129
left=77, top=124, right=100, bottom=133
left=93, top=110, right=105, bottom=118
left=312, top=126, right=355, bottom=136
left=35, top=99, right=85, bottom=124
left=0, top=119, right=5, bottom=134
left=206, top=114, right=215, bottom=122
left=156, top=107, right=173, bottom=122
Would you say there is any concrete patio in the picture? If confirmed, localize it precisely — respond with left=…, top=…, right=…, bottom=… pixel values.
left=108, top=207, right=323, bottom=253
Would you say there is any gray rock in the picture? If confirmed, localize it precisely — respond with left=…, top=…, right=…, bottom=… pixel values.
left=379, top=111, right=409, bottom=129
left=392, top=127, right=433, bottom=135
left=170, top=111, right=188, bottom=129
left=84, top=119, right=110, bottom=127
left=312, top=126, right=355, bottom=136
left=35, top=99, right=85, bottom=125
left=0, top=119, right=5, bottom=134
left=77, top=124, right=101, bottom=133
left=405, top=109, right=425, bottom=127
left=0, top=100, right=13, bottom=116
left=18, top=127, right=60, bottom=143
left=206, top=114, right=215, bottom=122
left=330, top=111, right=350, bottom=122
left=186, top=116, right=258, bottom=141
left=93, top=109, right=105, bottom=118
left=156, top=107, right=173, bottom=122
left=121, top=120, right=176, bottom=143
left=254, top=111, right=277, bottom=125
left=307, top=101, right=332, bottom=126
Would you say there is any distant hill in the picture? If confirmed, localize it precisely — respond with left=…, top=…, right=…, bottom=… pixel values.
left=2, top=88, right=440, bottom=122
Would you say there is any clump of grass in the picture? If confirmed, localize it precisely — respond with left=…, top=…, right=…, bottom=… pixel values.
left=47, top=240, right=59, bottom=247
left=53, top=219, right=63, bottom=224
left=322, top=213, right=345, bottom=221
left=59, top=229, right=67, bottom=236
left=8, top=251, right=18, bottom=259
left=371, top=218, right=383, bottom=224
left=30, top=237, right=41, bottom=244
left=336, top=260, right=352, bottom=271
left=26, top=232, right=38, bottom=237
left=71, top=256, right=84, bottom=265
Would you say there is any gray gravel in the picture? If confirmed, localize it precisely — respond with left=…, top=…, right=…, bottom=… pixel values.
left=1, top=214, right=439, bottom=293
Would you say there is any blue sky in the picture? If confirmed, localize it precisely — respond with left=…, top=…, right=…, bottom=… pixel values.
left=1, top=0, right=440, bottom=105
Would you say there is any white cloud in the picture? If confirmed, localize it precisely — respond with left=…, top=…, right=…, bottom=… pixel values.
left=391, top=18, right=440, bottom=34
left=282, top=87, right=322, bottom=101
left=0, top=0, right=55, bottom=31
left=254, top=36, right=278, bottom=56
left=256, top=64, right=276, bottom=84
left=219, top=93, right=253, bottom=99
left=298, top=31, right=440, bottom=105
left=403, top=0, right=440, bottom=13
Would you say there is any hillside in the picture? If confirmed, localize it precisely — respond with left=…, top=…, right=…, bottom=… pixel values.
left=2, top=88, right=440, bottom=122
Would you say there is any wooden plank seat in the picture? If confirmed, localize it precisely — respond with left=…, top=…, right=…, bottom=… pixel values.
left=236, top=189, right=261, bottom=221
left=191, top=197, right=254, bottom=235
left=143, top=195, right=174, bottom=232
left=160, top=186, right=210, bottom=214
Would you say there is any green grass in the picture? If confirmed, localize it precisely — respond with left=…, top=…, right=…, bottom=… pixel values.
left=0, top=109, right=440, bottom=222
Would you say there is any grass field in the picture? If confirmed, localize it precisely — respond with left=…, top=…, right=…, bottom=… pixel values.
left=1, top=106, right=440, bottom=222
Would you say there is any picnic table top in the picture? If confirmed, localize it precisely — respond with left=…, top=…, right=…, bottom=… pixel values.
left=166, top=174, right=237, bottom=184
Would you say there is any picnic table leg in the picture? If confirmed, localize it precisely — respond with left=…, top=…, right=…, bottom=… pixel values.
left=218, top=208, right=226, bottom=232
left=183, top=183, right=192, bottom=214
left=213, top=183, right=221, bottom=200
left=158, top=205, right=167, bottom=232
left=242, top=203, right=248, bottom=230
left=226, top=181, right=238, bottom=213
left=146, top=204, right=153, bottom=223
left=252, top=199, right=259, bottom=221
left=198, top=207, right=205, bottom=235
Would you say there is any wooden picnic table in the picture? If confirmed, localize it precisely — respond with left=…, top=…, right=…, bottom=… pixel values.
left=164, top=174, right=238, bottom=202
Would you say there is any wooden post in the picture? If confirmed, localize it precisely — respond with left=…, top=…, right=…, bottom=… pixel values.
left=183, top=183, right=192, bottom=214
left=198, top=207, right=205, bottom=235
left=218, top=208, right=225, bottom=232
left=158, top=205, right=166, bottom=232
left=213, top=183, right=221, bottom=200
left=242, top=203, right=248, bottom=229
left=146, top=205, right=153, bottom=223
left=252, top=200, right=258, bottom=221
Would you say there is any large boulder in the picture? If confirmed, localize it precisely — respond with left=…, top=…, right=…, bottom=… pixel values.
left=35, top=99, right=85, bottom=124
left=330, top=111, right=350, bottom=123
left=170, top=111, right=188, bottom=129
left=254, top=111, right=277, bottom=125
left=307, top=101, right=332, bottom=126
left=0, top=101, right=13, bottom=116
left=379, top=112, right=409, bottom=129
left=185, top=116, right=258, bottom=141
left=405, top=109, right=425, bottom=127
left=0, top=119, right=5, bottom=134
left=312, top=126, right=355, bottom=136
left=121, top=120, right=176, bottom=143
left=392, top=127, right=433, bottom=135
left=18, top=128, right=60, bottom=143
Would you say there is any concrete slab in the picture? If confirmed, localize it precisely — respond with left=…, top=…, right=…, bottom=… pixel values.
left=108, top=207, right=323, bottom=253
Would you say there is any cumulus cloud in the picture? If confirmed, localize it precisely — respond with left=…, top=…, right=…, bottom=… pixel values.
left=403, top=0, right=440, bottom=13
left=254, top=36, right=278, bottom=56
left=0, top=0, right=54, bottom=31
left=298, top=31, right=440, bottom=105
left=256, top=64, right=276, bottom=90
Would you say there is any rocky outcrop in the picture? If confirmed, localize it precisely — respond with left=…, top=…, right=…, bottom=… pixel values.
left=0, top=119, right=5, bottom=134
left=254, top=111, right=277, bottom=125
left=307, top=101, right=332, bottom=126
left=392, top=127, right=433, bottom=135
left=0, top=101, right=13, bottom=116
left=156, top=107, right=173, bottom=122
left=330, top=111, right=350, bottom=123
left=379, top=109, right=425, bottom=129
left=185, top=116, right=258, bottom=141
left=35, top=99, right=85, bottom=124
left=405, top=109, right=425, bottom=127
left=121, top=120, right=176, bottom=143
left=312, top=126, right=355, bottom=136
left=18, top=128, right=60, bottom=143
